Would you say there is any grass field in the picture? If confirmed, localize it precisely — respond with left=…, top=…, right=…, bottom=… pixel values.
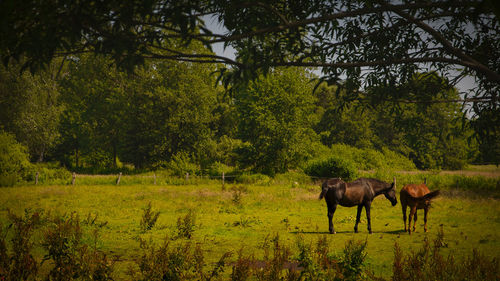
left=1, top=169, right=499, bottom=280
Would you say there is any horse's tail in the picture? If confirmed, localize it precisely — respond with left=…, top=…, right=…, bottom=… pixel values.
left=319, top=190, right=327, bottom=200
left=422, top=190, right=440, bottom=200
left=410, top=190, right=440, bottom=201
left=319, top=182, right=328, bottom=200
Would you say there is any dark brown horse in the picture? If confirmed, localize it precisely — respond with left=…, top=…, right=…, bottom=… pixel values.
left=400, top=183, right=440, bottom=234
left=319, top=177, right=397, bottom=234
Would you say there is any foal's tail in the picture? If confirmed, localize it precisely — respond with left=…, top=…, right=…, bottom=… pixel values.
left=413, top=190, right=440, bottom=201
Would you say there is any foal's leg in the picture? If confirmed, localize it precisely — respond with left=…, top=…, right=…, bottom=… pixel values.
left=327, top=202, right=337, bottom=234
left=408, top=207, right=416, bottom=234
left=423, top=207, right=428, bottom=232
left=402, top=203, right=407, bottom=232
left=354, top=204, right=363, bottom=233
left=365, top=202, right=372, bottom=234
left=413, top=211, right=418, bottom=232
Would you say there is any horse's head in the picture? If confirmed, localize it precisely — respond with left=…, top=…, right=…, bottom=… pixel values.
left=384, top=177, right=397, bottom=206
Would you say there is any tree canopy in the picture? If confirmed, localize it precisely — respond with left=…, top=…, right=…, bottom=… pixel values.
left=0, top=0, right=499, bottom=170
left=1, top=0, right=498, bottom=109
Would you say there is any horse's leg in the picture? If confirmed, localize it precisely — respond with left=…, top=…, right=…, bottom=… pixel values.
left=408, top=207, right=416, bottom=235
left=402, top=202, right=407, bottom=232
left=413, top=211, right=418, bottom=232
left=327, top=202, right=337, bottom=234
left=365, top=202, right=372, bottom=234
left=423, top=207, right=428, bottom=232
left=354, top=204, right=363, bottom=233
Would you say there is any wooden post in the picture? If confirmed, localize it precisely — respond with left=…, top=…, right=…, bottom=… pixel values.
left=154, top=173, right=157, bottom=185
left=116, top=172, right=122, bottom=185
left=72, top=172, right=76, bottom=185
left=222, top=172, right=225, bottom=190
left=35, top=172, right=39, bottom=185
left=185, top=172, right=189, bottom=182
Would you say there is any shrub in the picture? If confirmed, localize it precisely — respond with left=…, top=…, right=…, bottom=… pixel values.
left=25, top=162, right=72, bottom=184
left=303, top=155, right=359, bottom=181
left=207, top=162, right=238, bottom=178
left=167, top=152, right=200, bottom=177
left=235, top=173, right=271, bottom=185
left=381, top=148, right=416, bottom=171
left=272, top=170, right=311, bottom=186
left=328, top=144, right=416, bottom=171
left=0, top=131, right=32, bottom=186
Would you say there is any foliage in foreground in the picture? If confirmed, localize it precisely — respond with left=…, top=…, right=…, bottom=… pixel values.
left=1, top=207, right=498, bottom=281
left=393, top=228, right=499, bottom=281
left=0, top=209, right=113, bottom=281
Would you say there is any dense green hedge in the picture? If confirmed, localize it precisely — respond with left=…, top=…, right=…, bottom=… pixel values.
left=329, top=144, right=416, bottom=171
left=303, top=155, right=359, bottom=181
left=0, top=131, right=32, bottom=186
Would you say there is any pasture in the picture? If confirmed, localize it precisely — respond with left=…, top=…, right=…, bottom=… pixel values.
left=0, top=171, right=499, bottom=280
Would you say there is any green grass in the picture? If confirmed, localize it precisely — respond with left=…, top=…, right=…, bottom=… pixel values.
left=1, top=179, right=499, bottom=280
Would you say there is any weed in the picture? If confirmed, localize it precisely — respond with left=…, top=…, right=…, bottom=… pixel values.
left=231, top=249, right=255, bottom=281
left=83, top=212, right=109, bottom=228
left=140, top=202, right=160, bottom=232
left=392, top=228, right=499, bottom=281
left=42, top=212, right=113, bottom=280
left=230, top=185, right=247, bottom=206
left=0, top=209, right=43, bottom=280
left=256, top=234, right=296, bottom=281
left=175, top=210, right=196, bottom=239
left=131, top=237, right=231, bottom=281
left=339, top=240, right=367, bottom=281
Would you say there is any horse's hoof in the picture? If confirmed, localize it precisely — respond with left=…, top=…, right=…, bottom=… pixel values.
left=329, top=231, right=336, bottom=234
left=369, top=231, right=373, bottom=234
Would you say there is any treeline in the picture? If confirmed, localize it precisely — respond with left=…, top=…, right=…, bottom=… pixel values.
left=0, top=48, right=490, bottom=179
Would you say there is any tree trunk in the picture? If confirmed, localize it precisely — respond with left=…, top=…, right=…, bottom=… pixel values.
left=113, top=141, right=117, bottom=168
left=38, top=145, right=45, bottom=162
left=75, top=146, right=79, bottom=168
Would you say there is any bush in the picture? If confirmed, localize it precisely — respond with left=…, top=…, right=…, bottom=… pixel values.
left=235, top=173, right=271, bottom=185
left=303, top=156, right=359, bottom=181
left=329, top=144, right=416, bottom=171
left=207, top=162, right=238, bottom=178
left=272, top=170, right=311, bottom=186
left=167, top=152, right=200, bottom=177
left=26, top=162, right=72, bottom=184
left=0, top=131, right=32, bottom=186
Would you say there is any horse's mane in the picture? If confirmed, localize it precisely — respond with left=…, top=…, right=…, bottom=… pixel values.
left=362, top=178, right=393, bottom=190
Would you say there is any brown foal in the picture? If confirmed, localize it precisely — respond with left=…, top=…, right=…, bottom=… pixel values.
left=400, top=183, right=440, bottom=234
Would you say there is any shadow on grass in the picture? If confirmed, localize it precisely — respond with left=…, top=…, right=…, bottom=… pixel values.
left=290, top=229, right=407, bottom=235
left=290, top=230, right=351, bottom=234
